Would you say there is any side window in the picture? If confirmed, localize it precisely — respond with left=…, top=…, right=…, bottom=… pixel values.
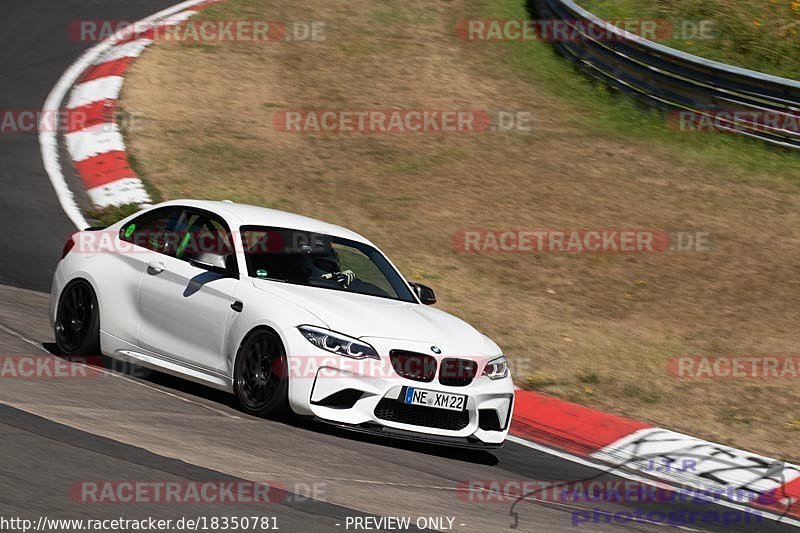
left=119, top=207, right=185, bottom=255
left=173, top=210, right=237, bottom=272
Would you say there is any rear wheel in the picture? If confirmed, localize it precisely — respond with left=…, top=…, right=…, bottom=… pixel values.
left=54, top=279, right=100, bottom=356
left=233, top=329, right=289, bottom=418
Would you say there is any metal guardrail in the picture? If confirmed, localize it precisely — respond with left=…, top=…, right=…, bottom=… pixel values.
left=532, top=0, right=800, bottom=149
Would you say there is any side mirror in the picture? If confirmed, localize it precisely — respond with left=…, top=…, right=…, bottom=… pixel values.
left=189, top=252, right=236, bottom=278
left=409, top=282, right=437, bottom=305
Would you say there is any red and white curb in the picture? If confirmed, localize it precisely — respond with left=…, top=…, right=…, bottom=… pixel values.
left=39, top=0, right=221, bottom=229
left=511, top=389, right=800, bottom=522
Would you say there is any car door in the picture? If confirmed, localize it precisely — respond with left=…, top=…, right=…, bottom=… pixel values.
left=113, top=206, right=186, bottom=345
left=136, top=207, right=242, bottom=374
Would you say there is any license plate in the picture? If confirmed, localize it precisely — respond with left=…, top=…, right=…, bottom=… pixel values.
left=402, top=387, right=466, bottom=412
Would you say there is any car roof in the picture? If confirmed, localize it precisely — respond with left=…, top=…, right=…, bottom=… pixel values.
left=155, top=199, right=373, bottom=245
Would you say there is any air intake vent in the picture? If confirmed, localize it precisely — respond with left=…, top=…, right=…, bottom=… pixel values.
left=439, top=358, right=478, bottom=387
left=312, top=388, right=364, bottom=409
left=478, top=409, right=503, bottom=431
left=390, top=350, right=437, bottom=382
left=374, top=398, right=469, bottom=431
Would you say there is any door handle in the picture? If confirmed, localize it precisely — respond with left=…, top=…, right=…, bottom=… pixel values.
left=231, top=301, right=243, bottom=313
left=147, top=261, right=166, bottom=275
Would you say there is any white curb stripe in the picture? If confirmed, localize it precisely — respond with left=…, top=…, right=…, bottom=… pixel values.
left=88, top=178, right=150, bottom=207
left=591, top=427, right=800, bottom=495
left=66, top=76, right=124, bottom=110
left=158, top=10, right=199, bottom=26
left=93, top=39, right=154, bottom=64
left=65, top=123, right=125, bottom=162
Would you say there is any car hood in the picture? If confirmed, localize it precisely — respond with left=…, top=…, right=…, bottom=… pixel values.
left=251, top=280, right=500, bottom=356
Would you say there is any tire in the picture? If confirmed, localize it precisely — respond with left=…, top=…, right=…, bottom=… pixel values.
left=54, top=279, right=101, bottom=357
left=233, top=328, right=289, bottom=418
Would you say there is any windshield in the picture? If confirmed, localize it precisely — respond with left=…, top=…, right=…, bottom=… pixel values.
left=240, top=226, right=416, bottom=303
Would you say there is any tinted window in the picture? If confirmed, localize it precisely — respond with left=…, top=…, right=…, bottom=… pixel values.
left=119, top=207, right=184, bottom=254
left=240, top=226, right=415, bottom=303
left=172, top=211, right=235, bottom=262
left=172, top=209, right=238, bottom=274
left=120, top=207, right=237, bottom=273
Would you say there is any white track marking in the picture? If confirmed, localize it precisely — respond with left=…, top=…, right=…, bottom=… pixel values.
left=0, top=322, right=49, bottom=352
left=108, top=373, right=241, bottom=419
left=507, top=435, right=800, bottom=528
left=39, top=0, right=212, bottom=230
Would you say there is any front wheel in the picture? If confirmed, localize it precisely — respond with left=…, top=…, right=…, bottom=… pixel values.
left=54, top=279, right=100, bottom=356
left=233, top=329, right=289, bottom=418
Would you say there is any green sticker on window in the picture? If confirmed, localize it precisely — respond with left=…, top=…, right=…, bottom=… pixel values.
left=176, top=232, right=192, bottom=259
left=256, top=269, right=269, bottom=278
left=124, top=224, right=136, bottom=239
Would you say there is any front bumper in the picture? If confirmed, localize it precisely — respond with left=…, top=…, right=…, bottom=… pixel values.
left=287, top=335, right=515, bottom=446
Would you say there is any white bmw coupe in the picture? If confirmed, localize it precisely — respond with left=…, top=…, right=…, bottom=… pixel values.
left=50, top=200, right=514, bottom=447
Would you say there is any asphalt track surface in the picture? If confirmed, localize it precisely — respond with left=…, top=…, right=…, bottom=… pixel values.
left=0, top=1, right=796, bottom=532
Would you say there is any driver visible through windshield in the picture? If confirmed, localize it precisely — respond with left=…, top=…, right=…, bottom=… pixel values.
left=240, top=226, right=416, bottom=303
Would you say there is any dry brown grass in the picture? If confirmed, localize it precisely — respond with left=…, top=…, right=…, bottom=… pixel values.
left=122, top=0, right=800, bottom=460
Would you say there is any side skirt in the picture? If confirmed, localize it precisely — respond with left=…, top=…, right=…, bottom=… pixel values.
left=100, top=331, right=234, bottom=392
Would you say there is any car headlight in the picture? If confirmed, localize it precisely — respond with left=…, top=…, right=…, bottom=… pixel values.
left=298, top=325, right=379, bottom=360
left=483, top=355, right=509, bottom=380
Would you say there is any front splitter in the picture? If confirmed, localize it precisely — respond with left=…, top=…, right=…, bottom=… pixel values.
left=311, top=417, right=504, bottom=450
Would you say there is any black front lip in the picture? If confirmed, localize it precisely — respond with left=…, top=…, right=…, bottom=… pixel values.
left=311, top=417, right=504, bottom=450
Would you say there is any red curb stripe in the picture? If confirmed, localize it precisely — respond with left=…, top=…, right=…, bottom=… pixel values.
left=65, top=101, right=116, bottom=134
left=510, top=390, right=651, bottom=456
left=79, top=57, right=134, bottom=84
left=781, top=477, right=800, bottom=518
left=757, top=477, right=800, bottom=519
left=74, top=150, right=136, bottom=189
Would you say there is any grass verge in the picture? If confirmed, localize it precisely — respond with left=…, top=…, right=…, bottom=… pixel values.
left=578, top=0, right=800, bottom=81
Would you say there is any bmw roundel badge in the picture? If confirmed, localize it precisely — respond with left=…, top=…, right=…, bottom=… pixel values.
left=431, top=346, right=441, bottom=354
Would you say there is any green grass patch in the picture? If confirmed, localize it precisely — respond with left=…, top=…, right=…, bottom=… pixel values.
left=578, top=0, right=800, bottom=81
left=85, top=203, right=144, bottom=227
left=473, top=0, right=800, bottom=181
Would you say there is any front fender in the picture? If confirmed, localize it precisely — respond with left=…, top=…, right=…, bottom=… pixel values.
left=224, top=283, right=329, bottom=415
